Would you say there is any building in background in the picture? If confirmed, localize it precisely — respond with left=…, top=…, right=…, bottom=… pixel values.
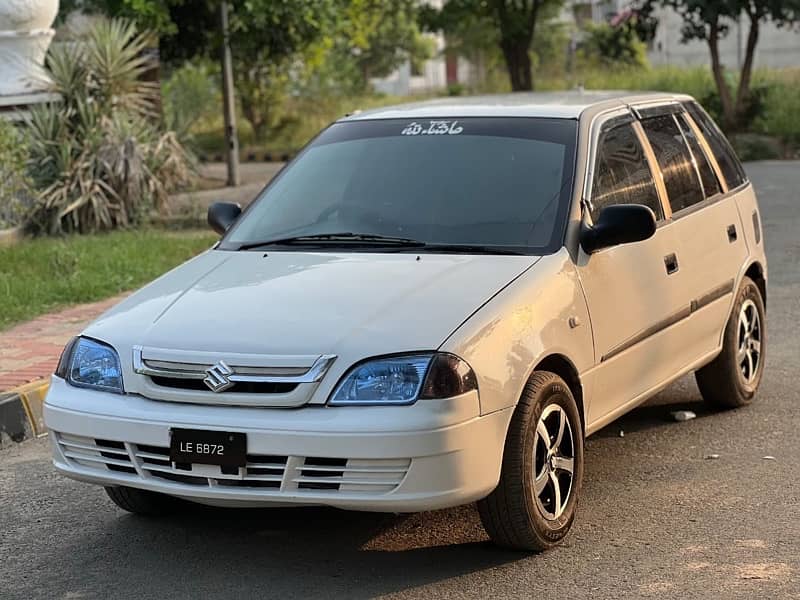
left=572, top=0, right=800, bottom=69
left=371, top=46, right=448, bottom=96
left=371, top=0, right=448, bottom=95
left=376, top=0, right=800, bottom=97
left=648, top=7, right=800, bottom=68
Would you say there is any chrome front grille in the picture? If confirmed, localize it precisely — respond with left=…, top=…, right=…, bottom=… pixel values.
left=133, top=346, right=336, bottom=388
left=55, top=433, right=410, bottom=495
left=130, top=346, right=337, bottom=407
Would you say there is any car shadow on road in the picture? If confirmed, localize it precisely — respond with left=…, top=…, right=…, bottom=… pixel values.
left=591, top=376, right=722, bottom=438
left=51, top=502, right=524, bottom=598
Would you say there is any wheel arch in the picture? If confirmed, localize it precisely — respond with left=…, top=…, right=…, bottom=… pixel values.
left=531, top=354, right=585, bottom=435
left=744, top=261, right=767, bottom=308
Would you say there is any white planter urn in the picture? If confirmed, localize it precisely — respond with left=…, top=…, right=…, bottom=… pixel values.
left=0, top=0, right=59, bottom=96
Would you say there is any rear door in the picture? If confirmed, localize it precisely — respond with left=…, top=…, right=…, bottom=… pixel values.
left=637, top=106, right=747, bottom=362
left=576, top=113, right=691, bottom=427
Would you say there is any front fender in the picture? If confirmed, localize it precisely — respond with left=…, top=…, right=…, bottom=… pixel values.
left=440, top=249, right=594, bottom=417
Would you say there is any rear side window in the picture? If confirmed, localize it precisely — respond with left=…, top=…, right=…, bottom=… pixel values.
left=641, top=114, right=704, bottom=213
left=675, top=112, right=721, bottom=199
left=590, top=123, right=663, bottom=222
left=683, top=101, right=747, bottom=189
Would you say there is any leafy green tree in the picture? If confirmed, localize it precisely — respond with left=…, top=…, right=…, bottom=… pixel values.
left=422, top=0, right=563, bottom=91
left=60, top=1, right=338, bottom=140
left=227, top=0, right=432, bottom=137
left=577, top=20, right=648, bottom=70
left=270, top=0, right=436, bottom=97
left=59, top=0, right=334, bottom=65
left=643, top=0, right=800, bottom=130
left=224, top=1, right=336, bottom=141
left=338, top=0, right=433, bottom=85
left=58, top=0, right=177, bottom=34
left=60, top=1, right=432, bottom=140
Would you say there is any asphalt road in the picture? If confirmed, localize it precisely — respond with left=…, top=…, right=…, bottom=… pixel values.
left=2, top=161, right=798, bottom=599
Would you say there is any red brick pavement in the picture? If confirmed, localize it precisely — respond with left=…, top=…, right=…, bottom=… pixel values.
left=0, top=294, right=128, bottom=392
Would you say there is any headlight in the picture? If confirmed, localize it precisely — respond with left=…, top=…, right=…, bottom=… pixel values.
left=328, top=353, right=477, bottom=406
left=58, top=337, right=124, bottom=394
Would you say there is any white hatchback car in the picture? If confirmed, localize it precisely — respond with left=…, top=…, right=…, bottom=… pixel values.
left=45, top=92, right=767, bottom=551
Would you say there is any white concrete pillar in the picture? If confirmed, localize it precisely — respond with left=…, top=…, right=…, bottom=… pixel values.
left=0, top=0, right=59, bottom=97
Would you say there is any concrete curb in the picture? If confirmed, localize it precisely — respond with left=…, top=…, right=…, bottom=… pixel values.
left=0, top=379, right=49, bottom=447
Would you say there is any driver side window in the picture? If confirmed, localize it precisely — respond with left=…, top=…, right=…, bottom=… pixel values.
left=590, top=123, right=664, bottom=223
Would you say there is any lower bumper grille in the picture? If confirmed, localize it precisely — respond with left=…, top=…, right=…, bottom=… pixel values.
left=55, top=433, right=410, bottom=495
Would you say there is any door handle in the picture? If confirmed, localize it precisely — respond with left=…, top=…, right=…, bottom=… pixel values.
left=727, top=224, right=738, bottom=243
left=664, top=253, right=679, bottom=275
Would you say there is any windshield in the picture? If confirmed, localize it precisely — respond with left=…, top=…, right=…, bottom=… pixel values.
left=221, top=117, right=577, bottom=254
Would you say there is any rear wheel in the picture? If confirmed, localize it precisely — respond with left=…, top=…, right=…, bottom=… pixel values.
left=104, top=486, right=180, bottom=516
left=695, top=276, right=766, bottom=409
left=478, top=371, right=584, bottom=552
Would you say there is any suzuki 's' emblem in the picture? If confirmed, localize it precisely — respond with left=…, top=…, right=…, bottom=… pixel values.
left=204, top=361, right=234, bottom=392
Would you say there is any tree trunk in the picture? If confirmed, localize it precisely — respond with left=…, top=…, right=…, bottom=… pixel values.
left=219, top=1, right=239, bottom=186
left=707, top=18, right=736, bottom=131
left=501, top=40, right=533, bottom=91
left=735, top=12, right=760, bottom=128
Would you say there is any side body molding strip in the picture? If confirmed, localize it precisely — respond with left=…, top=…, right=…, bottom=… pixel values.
left=601, top=279, right=735, bottom=362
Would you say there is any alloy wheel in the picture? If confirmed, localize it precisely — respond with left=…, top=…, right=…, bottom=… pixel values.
left=737, top=299, right=762, bottom=385
left=532, top=403, right=575, bottom=521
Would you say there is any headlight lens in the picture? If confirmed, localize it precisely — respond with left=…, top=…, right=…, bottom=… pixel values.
left=329, top=354, right=433, bottom=405
left=328, top=352, right=477, bottom=406
left=64, top=337, right=124, bottom=394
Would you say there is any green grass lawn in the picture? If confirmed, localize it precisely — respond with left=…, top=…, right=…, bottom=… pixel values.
left=0, top=229, right=217, bottom=331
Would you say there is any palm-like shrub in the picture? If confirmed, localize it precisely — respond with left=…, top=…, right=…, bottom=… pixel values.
left=25, top=19, right=192, bottom=235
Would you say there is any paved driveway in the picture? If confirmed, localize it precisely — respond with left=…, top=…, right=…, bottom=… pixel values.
left=1, top=161, right=798, bottom=599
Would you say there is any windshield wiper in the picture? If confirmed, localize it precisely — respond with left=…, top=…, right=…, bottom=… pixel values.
left=235, top=232, right=426, bottom=251
left=236, top=233, right=526, bottom=255
left=420, top=243, right=526, bottom=255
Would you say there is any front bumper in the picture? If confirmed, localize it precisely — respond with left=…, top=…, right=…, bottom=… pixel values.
left=44, top=377, right=512, bottom=512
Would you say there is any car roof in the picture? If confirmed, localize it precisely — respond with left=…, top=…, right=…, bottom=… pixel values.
left=339, top=90, right=694, bottom=121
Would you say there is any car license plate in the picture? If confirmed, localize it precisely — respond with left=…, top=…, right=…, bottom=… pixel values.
left=169, top=428, right=247, bottom=467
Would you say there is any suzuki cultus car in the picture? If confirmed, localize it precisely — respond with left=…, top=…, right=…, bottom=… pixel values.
left=45, top=92, right=767, bottom=551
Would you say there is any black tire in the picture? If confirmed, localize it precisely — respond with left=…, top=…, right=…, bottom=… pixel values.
left=478, top=371, right=584, bottom=552
left=695, top=276, right=766, bottom=409
left=104, top=486, right=180, bottom=516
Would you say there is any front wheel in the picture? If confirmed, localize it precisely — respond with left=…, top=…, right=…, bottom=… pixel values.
left=695, top=276, right=766, bottom=409
left=478, top=371, right=584, bottom=552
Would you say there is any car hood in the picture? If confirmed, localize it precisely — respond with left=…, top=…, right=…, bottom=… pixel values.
left=86, top=249, right=539, bottom=366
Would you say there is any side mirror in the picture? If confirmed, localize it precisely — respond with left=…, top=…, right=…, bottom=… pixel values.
left=208, top=201, right=242, bottom=235
left=581, top=204, right=657, bottom=254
